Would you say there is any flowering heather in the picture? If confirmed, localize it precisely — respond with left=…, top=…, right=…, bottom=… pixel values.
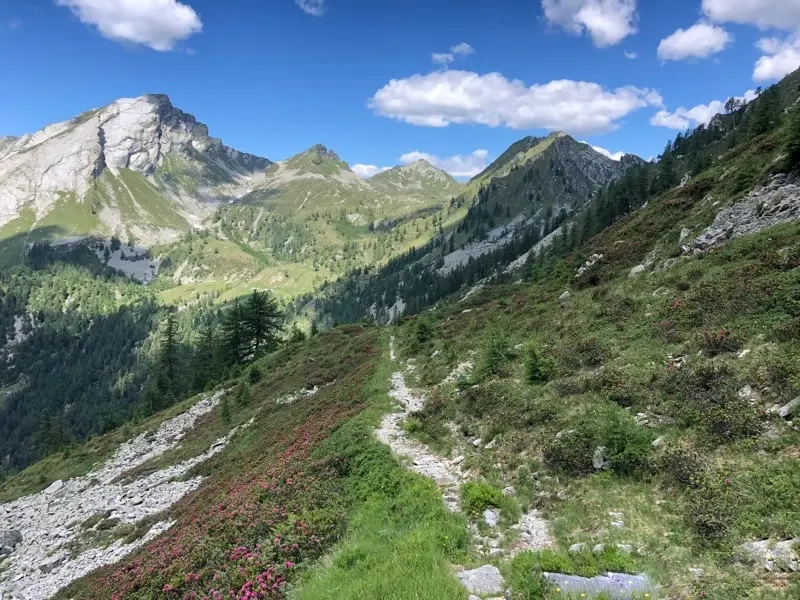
left=57, top=329, right=380, bottom=600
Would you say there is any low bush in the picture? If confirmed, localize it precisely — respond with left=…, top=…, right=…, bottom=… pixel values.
left=544, top=405, right=653, bottom=477
left=590, top=367, right=641, bottom=408
left=698, top=328, right=741, bottom=356
left=524, top=343, right=555, bottom=384
left=460, top=481, right=504, bottom=515
left=661, top=362, right=761, bottom=442
left=660, top=447, right=738, bottom=544
left=475, top=326, right=515, bottom=381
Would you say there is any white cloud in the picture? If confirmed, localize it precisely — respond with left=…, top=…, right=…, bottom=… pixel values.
left=650, top=89, right=759, bottom=130
left=657, top=21, right=732, bottom=61
left=352, top=164, right=390, bottom=179
left=295, top=0, right=326, bottom=16
left=56, top=0, right=201, bottom=51
left=753, top=36, right=800, bottom=81
left=399, top=149, right=490, bottom=178
left=541, top=0, right=638, bottom=47
left=703, top=0, right=800, bottom=31
left=432, top=42, right=474, bottom=66
left=369, top=70, right=662, bottom=135
left=624, top=50, right=638, bottom=59
left=582, top=142, right=626, bottom=161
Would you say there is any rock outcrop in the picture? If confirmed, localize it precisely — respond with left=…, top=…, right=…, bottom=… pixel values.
left=690, top=173, right=800, bottom=252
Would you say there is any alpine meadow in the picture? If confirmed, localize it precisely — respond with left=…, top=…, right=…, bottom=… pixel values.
left=1, top=1, right=800, bottom=599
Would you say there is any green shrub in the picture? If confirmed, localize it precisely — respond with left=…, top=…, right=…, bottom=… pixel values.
left=543, top=428, right=597, bottom=475
left=591, top=367, right=640, bottom=407
left=508, top=552, right=551, bottom=599
left=661, top=362, right=761, bottom=442
left=475, top=326, right=515, bottom=381
left=544, top=405, right=653, bottom=477
left=234, top=382, right=251, bottom=406
left=247, top=365, right=263, bottom=384
left=685, top=476, right=738, bottom=545
left=401, top=417, right=422, bottom=435
left=698, top=328, right=741, bottom=356
left=460, top=481, right=503, bottom=515
left=660, top=447, right=738, bottom=544
left=524, top=343, right=555, bottom=384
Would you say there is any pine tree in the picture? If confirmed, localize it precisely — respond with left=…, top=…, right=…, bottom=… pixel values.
left=785, top=104, right=800, bottom=168
left=222, top=299, right=248, bottom=365
left=245, top=290, right=283, bottom=358
left=157, top=307, right=180, bottom=397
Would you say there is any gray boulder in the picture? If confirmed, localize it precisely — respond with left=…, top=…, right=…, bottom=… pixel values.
left=593, top=446, right=610, bottom=470
left=0, top=530, right=22, bottom=549
left=483, top=508, right=500, bottom=527
left=39, top=554, right=67, bottom=574
left=628, top=264, right=646, bottom=278
left=543, top=572, right=658, bottom=599
left=778, top=397, right=800, bottom=419
left=457, top=565, right=505, bottom=595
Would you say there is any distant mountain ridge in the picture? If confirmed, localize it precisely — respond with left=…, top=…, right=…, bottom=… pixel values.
left=0, top=97, right=463, bottom=284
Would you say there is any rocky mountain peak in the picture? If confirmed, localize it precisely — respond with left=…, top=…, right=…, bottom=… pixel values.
left=308, top=144, right=342, bottom=163
left=0, top=95, right=271, bottom=240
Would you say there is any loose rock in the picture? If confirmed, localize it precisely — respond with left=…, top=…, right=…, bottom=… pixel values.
left=457, top=565, right=505, bottom=596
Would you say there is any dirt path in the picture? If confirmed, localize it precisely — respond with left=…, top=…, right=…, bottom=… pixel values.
left=377, top=337, right=553, bottom=554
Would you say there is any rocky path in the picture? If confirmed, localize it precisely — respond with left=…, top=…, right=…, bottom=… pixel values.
left=378, top=338, right=553, bottom=553
left=376, top=370, right=465, bottom=512
left=379, top=338, right=659, bottom=599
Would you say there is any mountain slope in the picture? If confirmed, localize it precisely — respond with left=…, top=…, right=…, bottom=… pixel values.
left=2, top=67, right=800, bottom=600
left=0, top=95, right=271, bottom=247
left=311, top=132, right=634, bottom=323
left=370, top=159, right=462, bottom=202
left=211, top=146, right=461, bottom=275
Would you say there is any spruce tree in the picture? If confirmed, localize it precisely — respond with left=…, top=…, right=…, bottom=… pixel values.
left=157, top=307, right=180, bottom=398
left=245, top=290, right=282, bottom=358
left=785, top=104, right=800, bottom=168
left=222, top=299, right=248, bottom=365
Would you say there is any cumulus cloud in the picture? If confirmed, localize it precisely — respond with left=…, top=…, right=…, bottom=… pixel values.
left=352, top=164, right=390, bottom=179
left=624, top=50, right=638, bottom=59
left=582, top=142, right=626, bottom=161
left=657, top=22, right=732, bottom=61
left=432, top=42, right=474, bottom=66
left=650, top=89, right=759, bottom=130
left=541, top=0, right=638, bottom=47
left=702, top=0, right=800, bottom=31
left=369, top=70, right=662, bottom=135
left=399, top=149, right=490, bottom=178
left=56, top=0, right=202, bottom=51
left=753, top=36, right=800, bottom=81
left=295, top=0, right=326, bottom=16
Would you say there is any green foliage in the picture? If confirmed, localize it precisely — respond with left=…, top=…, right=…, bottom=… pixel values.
left=509, top=547, right=638, bottom=597
left=234, top=382, right=251, bottom=406
left=661, top=362, right=762, bottom=442
left=460, top=480, right=503, bottom=515
left=247, top=364, right=263, bottom=384
left=698, top=328, right=741, bottom=356
left=524, top=342, right=554, bottom=384
left=544, top=405, right=653, bottom=477
left=785, top=103, right=800, bottom=168
left=220, top=395, right=232, bottom=424
left=475, top=325, right=515, bottom=381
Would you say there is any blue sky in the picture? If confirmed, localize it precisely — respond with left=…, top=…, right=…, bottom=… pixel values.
left=1, top=0, right=799, bottom=177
